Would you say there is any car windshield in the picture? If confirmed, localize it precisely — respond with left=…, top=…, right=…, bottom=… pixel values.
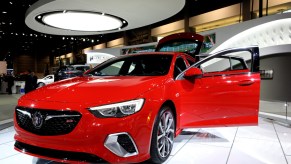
left=86, top=54, right=173, bottom=76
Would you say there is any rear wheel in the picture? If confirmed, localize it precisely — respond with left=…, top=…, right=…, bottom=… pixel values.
left=150, top=106, right=175, bottom=163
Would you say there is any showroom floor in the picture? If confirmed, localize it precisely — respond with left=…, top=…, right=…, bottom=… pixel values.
left=0, top=118, right=290, bottom=164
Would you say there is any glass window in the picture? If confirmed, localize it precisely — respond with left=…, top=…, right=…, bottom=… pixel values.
left=199, top=51, right=249, bottom=74
left=158, top=40, right=199, bottom=54
left=75, top=66, right=90, bottom=71
left=99, top=61, right=124, bottom=76
left=174, top=57, right=187, bottom=78
left=201, top=58, right=231, bottom=73
left=87, top=54, right=173, bottom=76
left=231, top=58, right=244, bottom=70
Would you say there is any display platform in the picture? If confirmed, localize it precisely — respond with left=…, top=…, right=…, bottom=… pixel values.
left=1, top=117, right=291, bottom=164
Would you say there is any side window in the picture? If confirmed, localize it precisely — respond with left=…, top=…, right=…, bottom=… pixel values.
left=75, top=66, right=89, bottom=71
left=128, top=61, right=144, bottom=75
left=231, top=58, right=244, bottom=70
left=75, top=67, right=82, bottom=71
left=201, top=58, right=230, bottom=73
left=174, top=57, right=187, bottom=78
left=67, top=66, right=74, bottom=71
left=200, top=52, right=249, bottom=74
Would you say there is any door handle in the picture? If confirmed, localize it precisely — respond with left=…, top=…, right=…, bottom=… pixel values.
left=238, top=80, right=254, bottom=86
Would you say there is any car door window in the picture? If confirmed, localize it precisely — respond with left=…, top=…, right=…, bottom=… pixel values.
left=200, top=52, right=248, bottom=75
left=201, top=58, right=231, bottom=73
left=174, top=57, right=187, bottom=78
left=230, top=58, right=245, bottom=70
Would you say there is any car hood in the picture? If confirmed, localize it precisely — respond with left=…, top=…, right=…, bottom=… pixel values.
left=20, top=76, right=168, bottom=105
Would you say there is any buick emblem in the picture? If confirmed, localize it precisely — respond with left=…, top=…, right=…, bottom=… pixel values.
left=32, top=112, right=44, bottom=129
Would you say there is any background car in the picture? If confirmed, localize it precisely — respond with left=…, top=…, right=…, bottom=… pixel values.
left=54, top=65, right=90, bottom=81
left=37, top=75, right=54, bottom=87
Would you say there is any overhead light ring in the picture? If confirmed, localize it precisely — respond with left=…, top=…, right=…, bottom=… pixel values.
left=35, top=10, right=128, bottom=32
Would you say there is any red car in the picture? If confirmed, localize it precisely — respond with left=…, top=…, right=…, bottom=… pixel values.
left=14, top=33, right=260, bottom=163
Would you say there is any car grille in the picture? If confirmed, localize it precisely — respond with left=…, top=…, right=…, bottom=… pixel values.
left=15, top=107, right=81, bottom=136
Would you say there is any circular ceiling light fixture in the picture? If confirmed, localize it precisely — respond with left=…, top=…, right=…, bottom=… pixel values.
left=36, top=11, right=128, bottom=32
left=26, top=0, right=185, bottom=35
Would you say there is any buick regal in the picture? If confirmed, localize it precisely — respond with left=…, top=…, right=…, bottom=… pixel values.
left=14, top=33, right=260, bottom=163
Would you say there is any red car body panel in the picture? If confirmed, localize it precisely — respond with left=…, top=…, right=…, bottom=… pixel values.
left=175, top=72, right=260, bottom=128
left=14, top=33, right=260, bottom=163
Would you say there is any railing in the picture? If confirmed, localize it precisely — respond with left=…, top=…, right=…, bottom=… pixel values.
left=259, top=100, right=291, bottom=126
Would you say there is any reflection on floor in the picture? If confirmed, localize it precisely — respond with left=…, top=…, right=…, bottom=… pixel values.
left=1, top=117, right=291, bottom=164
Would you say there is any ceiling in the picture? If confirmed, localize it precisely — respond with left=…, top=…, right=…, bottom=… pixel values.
left=0, top=0, right=242, bottom=59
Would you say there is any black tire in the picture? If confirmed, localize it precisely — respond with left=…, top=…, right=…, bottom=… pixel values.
left=150, top=106, right=175, bottom=163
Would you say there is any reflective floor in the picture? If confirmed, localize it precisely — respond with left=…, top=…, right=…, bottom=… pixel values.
left=1, top=117, right=291, bottom=164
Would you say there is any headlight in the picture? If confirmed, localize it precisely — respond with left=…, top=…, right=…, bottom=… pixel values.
left=88, top=99, right=144, bottom=118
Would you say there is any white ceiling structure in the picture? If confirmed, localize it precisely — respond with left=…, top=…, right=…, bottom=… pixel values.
left=25, top=0, right=186, bottom=35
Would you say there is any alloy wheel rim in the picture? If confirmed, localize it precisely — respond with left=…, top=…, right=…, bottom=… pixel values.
left=157, top=110, right=174, bottom=158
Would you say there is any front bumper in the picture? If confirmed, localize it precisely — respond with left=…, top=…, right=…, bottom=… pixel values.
left=14, top=99, right=156, bottom=163
left=14, top=141, right=106, bottom=163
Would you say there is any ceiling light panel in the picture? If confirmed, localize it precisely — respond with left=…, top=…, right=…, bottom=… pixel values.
left=39, top=11, right=125, bottom=32
left=25, top=0, right=185, bottom=35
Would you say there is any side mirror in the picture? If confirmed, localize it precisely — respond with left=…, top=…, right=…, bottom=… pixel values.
left=184, top=67, right=202, bottom=78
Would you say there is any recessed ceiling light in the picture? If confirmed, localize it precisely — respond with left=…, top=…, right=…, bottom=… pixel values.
left=36, top=11, right=127, bottom=32
left=2, top=11, right=7, bottom=14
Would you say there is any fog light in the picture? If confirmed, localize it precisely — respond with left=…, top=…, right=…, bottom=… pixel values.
left=104, top=132, right=138, bottom=157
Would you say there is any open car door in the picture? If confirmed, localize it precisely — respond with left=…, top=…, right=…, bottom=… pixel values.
left=175, top=46, right=260, bottom=128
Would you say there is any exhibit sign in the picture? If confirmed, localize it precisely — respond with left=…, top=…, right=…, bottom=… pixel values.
left=260, top=69, right=274, bottom=79
left=86, top=52, right=115, bottom=65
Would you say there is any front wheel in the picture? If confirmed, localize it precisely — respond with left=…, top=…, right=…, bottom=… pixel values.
left=150, top=106, right=175, bottom=163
